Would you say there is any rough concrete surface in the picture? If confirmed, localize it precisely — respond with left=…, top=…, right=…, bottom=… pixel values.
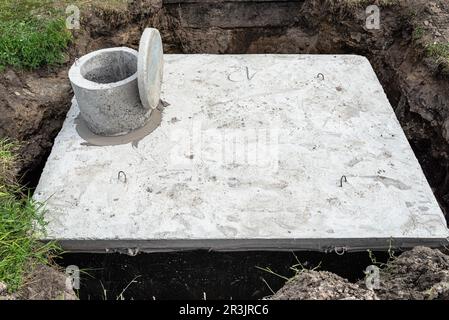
left=34, top=54, right=449, bottom=252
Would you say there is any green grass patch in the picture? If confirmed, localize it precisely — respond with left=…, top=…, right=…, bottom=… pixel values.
left=0, top=0, right=131, bottom=70
left=0, top=0, right=72, bottom=70
left=425, top=42, right=449, bottom=73
left=426, top=43, right=449, bottom=62
left=0, top=140, right=16, bottom=187
left=0, top=139, right=59, bottom=293
left=412, top=26, right=425, bottom=42
left=0, top=18, right=72, bottom=70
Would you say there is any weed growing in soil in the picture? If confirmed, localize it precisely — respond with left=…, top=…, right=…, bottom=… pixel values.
left=0, top=139, right=59, bottom=292
left=256, top=252, right=323, bottom=295
left=412, top=26, right=425, bottom=41
left=426, top=43, right=449, bottom=65
left=0, top=0, right=72, bottom=70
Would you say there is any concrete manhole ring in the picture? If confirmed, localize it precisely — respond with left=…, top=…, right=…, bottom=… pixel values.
left=69, top=47, right=153, bottom=136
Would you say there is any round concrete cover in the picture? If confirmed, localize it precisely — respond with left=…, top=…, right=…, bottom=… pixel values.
left=138, top=28, right=163, bottom=110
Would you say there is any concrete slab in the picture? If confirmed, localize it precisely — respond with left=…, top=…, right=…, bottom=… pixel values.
left=34, top=54, right=449, bottom=253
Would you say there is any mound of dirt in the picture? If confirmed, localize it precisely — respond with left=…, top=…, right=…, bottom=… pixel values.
left=0, top=264, right=77, bottom=300
left=270, top=247, right=449, bottom=300
left=366, top=246, right=449, bottom=299
left=270, top=270, right=377, bottom=300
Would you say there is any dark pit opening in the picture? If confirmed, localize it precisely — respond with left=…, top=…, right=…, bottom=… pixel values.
left=60, top=250, right=391, bottom=300
left=81, top=50, right=137, bottom=84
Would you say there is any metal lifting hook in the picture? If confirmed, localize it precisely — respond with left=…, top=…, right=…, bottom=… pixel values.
left=340, top=175, right=347, bottom=187
left=118, top=170, right=127, bottom=183
left=334, top=246, right=347, bottom=255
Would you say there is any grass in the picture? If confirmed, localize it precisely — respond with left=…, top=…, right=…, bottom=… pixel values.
left=412, top=26, right=425, bottom=41
left=256, top=252, right=322, bottom=295
left=407, top=8, right=449, bottom=74
left=0, top=0, right=130, bottom=71
left=0, top=139, right=58, bottom=293
left=0, top=18, right=72, bottom=70
left=0, top=140, right=16, bottom=187
left=426, top=43, right=449, bottom=65
left=0, top=0, right=72, bottom=70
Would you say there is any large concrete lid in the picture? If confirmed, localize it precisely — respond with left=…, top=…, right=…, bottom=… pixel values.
left=138, top=28, right=163, bottom=110
left=34, top=54, right=449, bottom=253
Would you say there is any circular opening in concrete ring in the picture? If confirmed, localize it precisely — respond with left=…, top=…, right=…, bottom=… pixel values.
left=79, top=49, right=137, bottom=84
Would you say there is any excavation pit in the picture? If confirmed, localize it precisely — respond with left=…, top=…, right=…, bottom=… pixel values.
left=34, top=54, right=449, bottom=253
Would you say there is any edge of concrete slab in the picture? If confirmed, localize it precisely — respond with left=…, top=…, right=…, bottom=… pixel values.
left=46, top=237, right=449, bottom=253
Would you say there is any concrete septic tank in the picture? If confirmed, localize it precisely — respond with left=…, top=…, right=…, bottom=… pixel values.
left=34, top=54, right=449, bottom=253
